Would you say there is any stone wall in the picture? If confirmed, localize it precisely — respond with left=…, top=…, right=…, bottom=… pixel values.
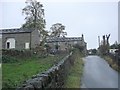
left=16, top=52, right=73, bottom=89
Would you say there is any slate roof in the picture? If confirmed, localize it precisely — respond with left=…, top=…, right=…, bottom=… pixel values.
left=46, top=37, right=83, bottom=43
left=0, top=28, right=34, bottom=34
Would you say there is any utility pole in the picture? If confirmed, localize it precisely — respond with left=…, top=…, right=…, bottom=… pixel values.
left=98, top=36, right=100, bottom=48
left=98, top=36, right=101, bottom=55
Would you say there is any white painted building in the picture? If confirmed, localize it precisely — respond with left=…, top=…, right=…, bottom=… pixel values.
left=109, top=49, right=118, bottom=54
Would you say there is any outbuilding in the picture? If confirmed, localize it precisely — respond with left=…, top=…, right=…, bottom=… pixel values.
left=0, top=28, right=40, bottom=50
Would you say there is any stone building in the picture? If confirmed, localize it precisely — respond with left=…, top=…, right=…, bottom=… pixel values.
left=0, top=28, right=40, bottom=50
left=46, top=34, right=87, bottom=53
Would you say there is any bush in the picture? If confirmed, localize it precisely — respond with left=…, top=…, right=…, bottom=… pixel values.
left=2, top=55, right=18, bottom=63
left=2, top=49, right=33, bottom=58
left=73, top=44, right=84, bottom=52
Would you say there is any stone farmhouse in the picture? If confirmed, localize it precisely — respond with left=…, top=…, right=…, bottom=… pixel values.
left=1, top=28, right=87, bottom=54
left=0, top=28, right=40, bottom=50
left=46, top=34, right=87, bottom=53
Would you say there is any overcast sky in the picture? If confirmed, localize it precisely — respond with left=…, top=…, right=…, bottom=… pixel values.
left=0, top=0, right=119, bottom=49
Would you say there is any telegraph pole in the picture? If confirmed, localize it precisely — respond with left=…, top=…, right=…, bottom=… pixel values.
left=98, top=36, right=100, bottom=48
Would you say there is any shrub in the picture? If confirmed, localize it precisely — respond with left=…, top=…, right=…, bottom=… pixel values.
left=2, top=49, right=33, bottom=58
left=2, top=55, right=18, bottom=63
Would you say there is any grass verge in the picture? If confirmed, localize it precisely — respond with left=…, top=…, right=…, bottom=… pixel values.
left=64, top=49, right=84, bottom=88
left=2, top=54, right=67, bottom=88
left=104, top=56, right=120, bottom=72
left=0, top=53, right=1, bottom=89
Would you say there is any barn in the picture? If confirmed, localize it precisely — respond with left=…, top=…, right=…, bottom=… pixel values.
left=0, top=28, right=40, bottom=50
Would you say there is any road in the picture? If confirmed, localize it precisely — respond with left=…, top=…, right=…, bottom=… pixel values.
left=81, top=55, right=119, bottom=88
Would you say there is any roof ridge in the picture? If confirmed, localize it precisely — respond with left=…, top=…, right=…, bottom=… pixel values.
left=0, top=28, right=35, bottom=34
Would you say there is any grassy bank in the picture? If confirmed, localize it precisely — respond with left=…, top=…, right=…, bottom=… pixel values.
left=64, top=49, right=84, bottom=88
left=0, top=67, right=2, bottom=90
left=104, top=56, right=120, bottom=72
left=2, top=54, right=67, bottom=88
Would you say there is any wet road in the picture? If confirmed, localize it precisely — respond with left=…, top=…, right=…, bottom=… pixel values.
left=81, top=55, right=119, bottom=88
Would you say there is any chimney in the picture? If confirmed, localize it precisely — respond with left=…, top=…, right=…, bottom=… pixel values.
left=82, top=34, right=84, bottom=41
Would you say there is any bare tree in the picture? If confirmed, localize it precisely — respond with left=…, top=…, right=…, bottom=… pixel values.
left=99, top=34, right=110, bottom=55
left=106, top=34, right=110, bottom=53
left=106, top=34, right=110, bottom=45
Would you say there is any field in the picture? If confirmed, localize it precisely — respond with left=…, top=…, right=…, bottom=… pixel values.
left=2, top=54, right=67, bottom=88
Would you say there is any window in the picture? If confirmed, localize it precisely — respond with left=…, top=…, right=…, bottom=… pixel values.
left=74, top=41, right=77, bottom=44
left=25, top=42, right=30, bottom=49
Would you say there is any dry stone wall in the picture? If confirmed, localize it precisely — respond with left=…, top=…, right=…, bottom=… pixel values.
left=16, top=52, right=73, bottom=89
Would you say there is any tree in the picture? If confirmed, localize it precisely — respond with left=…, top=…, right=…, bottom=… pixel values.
left=99, top=34, right=110, bottom=55
left=40, top=30, right=49, bottom=46
left=74, top=44, right=84, bottom=52
left=110, top=41, right=119, bottom=49
left=50, top=23, right=67, bottom=37
left=110, top=44, right=118, bottom=49
left=22, top=0, right=48, bottom=45
left=92, top=49, right=97, bottom=54
left=22, top=0, right=45, bottom=29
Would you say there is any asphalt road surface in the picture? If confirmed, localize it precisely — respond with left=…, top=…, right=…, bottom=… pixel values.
left=81, top=55, right=119, bottom=88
